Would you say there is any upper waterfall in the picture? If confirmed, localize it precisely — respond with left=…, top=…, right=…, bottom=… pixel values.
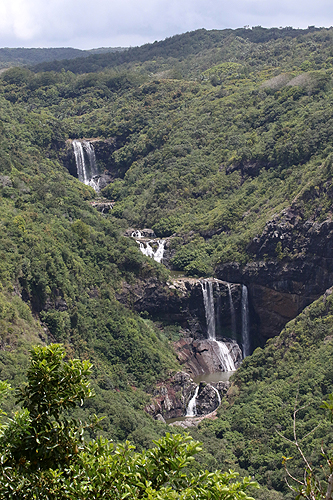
left=72, top=140, right=100, bottom=191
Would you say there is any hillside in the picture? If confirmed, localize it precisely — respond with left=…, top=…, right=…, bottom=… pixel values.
left=0, top=90, right=180, bottom=444
left=0, top=47, right=125, bottom=70
left=1, top=26, right=333, bottom=498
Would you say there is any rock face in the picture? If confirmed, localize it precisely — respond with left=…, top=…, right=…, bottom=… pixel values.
left=145, top=371, right=195, bottom=419
left=117, top=278, right=244, bottom=344
left=195, top=382, right=228, bottom=415
left=216, top=207, right=333, bottom=345
left=174, top=337, right=242, bottom=377
left=145, top=371, right=230, bottom=420
left=89, top=200, right=115, bottom=213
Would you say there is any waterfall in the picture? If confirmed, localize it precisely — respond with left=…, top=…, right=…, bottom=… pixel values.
left=241, top=285, right=250, bottom=358
left=186, top=386, right=199, bottom=417
left=72, top=140, right=100, bottom=191
left=137, top=239, right=165, bottom=263
left=131, top=230, right=143, bottom=239
left=215, top=341, right=236, bottom=371
left=209, top=384, right=221, bottom=406
left=200, top=280, right=216, bottom=340
left=200, top=279, right=236, bottom=372
left=153, top=240, right=166, bottom=263
left=227, top=283, right=236, bottom=336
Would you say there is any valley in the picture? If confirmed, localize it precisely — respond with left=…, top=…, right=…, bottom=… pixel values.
left=1, top=26, right=333, bottom=498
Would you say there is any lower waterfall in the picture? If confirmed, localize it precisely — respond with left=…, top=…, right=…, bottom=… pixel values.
left=209, top=384, right=221, bottom=405
left=186, top=384, right=221, bottom=418
left=72, top=140, right=100, bottom=191
left=200, top=279, right=236, bottom=372
left=186, top=386, right=199, bottom=417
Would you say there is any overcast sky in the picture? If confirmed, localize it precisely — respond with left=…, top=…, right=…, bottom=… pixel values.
left=0, top=0, right=333, bottom=49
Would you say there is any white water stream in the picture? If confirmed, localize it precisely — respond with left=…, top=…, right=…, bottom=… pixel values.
left=186, top=386, right=199, bottom=417
left=137, top=239, right=165, bottom=263
left=200, top=279, right=236, bottom=371
left=241, top=285, right=250, bottom=358
left=227, top=283, right=236, bottom=337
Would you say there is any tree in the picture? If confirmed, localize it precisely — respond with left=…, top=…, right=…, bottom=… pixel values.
left=0, top=344, right=258, bottom=499
left=0, top=344, right=94, bottom=470
left=278, top=393, right=333, bottom=500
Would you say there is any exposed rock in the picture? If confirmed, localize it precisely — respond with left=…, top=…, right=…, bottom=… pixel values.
left=169, top=411, right=218, bottom=428
left=145, top=371, right=230, bottom=421
left=124, top=228, right=157, bottom=238
left=216, top=206, right=333, bottom=345
left=117, top=278, right=243, bottom=344
left=195, top=382, right=220, bottom=415
left=90, top=200, right=115, bottom=213
left=43, top=293, right=68, bottom=312
left=226, top=160, right=262, bottom=178
left=145, top=371, right=195, bottom=419
left=0, top=175, right=12, bottom=187
left=215, top=380, right=230, bottom=394
left=174, top=337, right=242, bottom=376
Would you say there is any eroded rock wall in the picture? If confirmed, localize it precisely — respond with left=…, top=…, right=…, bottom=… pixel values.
left=145, top=371, right=230, bottom=420
left=216, top=207, right=333, bottom=344
left=117, top=278, right=243, bottom=343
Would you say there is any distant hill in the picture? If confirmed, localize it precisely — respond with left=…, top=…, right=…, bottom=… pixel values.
left=0, top=47, right=125, bottom=69
left=31, top=26, right=322, bottom=75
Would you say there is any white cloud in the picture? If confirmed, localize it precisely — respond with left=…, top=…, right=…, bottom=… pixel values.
left=0, top=0, right=332, bottom=48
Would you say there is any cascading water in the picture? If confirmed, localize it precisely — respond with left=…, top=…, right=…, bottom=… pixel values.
left=131, top=230, right=143, bottom=239
left=72, top=140, right=100, bottom=191
left=200, top=280, right=216, bottom=339
left=227, top=283, right=236, bottom=337
left=137, top=240, right=165, bottom=263
left=209, top=384, right=221, bottom=406
left=200, top=279, right=236, bottom=372
left=241, top=285, right=250, bottom=358
left=153, top=240, right=165, bottom=263
left=186, top=386, right=199, bottom=417
left=215, top=341, right=236, bottom=371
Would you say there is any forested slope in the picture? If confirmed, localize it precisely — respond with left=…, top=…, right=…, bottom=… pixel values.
left=4, top=27, right=333, bottom=277
left=0, top=47, right=125, bottom=70
left=0, top=90, right=179, bottom=445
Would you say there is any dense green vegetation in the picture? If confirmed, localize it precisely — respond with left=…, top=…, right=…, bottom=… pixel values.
left=0, top=78, right=179, bottom=446
left=1, top=26, right=333, bottom=499
left=2, top=27, right=333, bottom=275
left=0, top=344, right=257, bottom=499
left=0, top=47, right=125, bottom=70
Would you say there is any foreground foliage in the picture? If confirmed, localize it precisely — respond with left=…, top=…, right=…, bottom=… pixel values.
left=0, top=345, right=257, bottom=499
